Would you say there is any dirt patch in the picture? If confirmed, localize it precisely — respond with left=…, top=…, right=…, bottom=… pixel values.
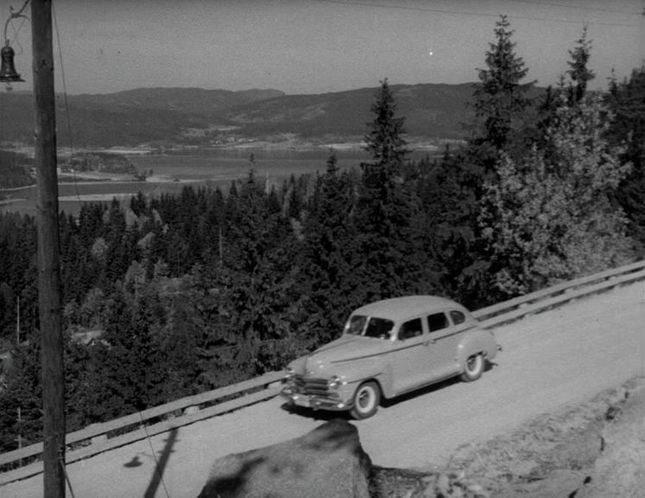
left=370, top=377, right=645, bottom=497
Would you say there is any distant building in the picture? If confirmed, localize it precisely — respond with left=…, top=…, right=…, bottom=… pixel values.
left=70, top=328, right=105, bottom=346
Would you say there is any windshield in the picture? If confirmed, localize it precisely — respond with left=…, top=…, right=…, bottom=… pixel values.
left=344, top=315, right=394, bottom=339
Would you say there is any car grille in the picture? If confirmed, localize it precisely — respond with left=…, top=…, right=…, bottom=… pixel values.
left=293, top=375, right=330, bottom=396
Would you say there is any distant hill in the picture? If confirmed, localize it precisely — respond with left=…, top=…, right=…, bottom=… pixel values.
left=0, top=83, right=507, bottom=149
left=72, top=87, right=286, bottom=115
left=221, top=83, right=477, bottom=140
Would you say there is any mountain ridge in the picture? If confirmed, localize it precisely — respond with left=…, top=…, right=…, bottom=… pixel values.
left=0, top=82, right=530, bottom=149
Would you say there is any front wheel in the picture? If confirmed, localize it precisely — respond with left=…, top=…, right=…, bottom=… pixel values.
left=350, top=381, right=381, bottom=419
left=461, top=353, right=484, bottom=382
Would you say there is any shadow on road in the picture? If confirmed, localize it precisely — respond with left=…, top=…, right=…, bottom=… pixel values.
left=280, top=402, right=353, bottom=421
left=136, top=428, right=178, bottom=498
left=279, top=363, right=499, bottom=419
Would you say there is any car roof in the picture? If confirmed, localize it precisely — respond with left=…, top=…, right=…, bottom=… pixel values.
left=352, top=295, right=465, bottom=322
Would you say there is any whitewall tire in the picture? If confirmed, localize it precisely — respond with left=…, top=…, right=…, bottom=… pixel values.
left=461, top=353, right=484, bottom=382
left=350, top=381, right=381, bottom=419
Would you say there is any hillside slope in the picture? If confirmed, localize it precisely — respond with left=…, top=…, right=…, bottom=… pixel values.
left=0, top=83, right=486, bottom=148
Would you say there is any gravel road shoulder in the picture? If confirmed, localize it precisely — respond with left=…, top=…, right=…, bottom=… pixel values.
left=371, top=376, right=645, bottom=497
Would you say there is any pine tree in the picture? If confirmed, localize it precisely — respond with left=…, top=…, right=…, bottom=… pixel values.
left=607, top=65, right=645, bottom=252
left=473, top=15, right=534, bottom=162
left=301, top=151, right=358, bottom=343
left=566, top=26, right=595, bottom=104
left=0, top=335, right=43, bottom=452
left=415, top=151, right=479, bottom=305
left=353, top=80, right=426, bottom=301
left=358, top=79, right=410, bottom=236
left=97, top=287, right=166, bottom=414
left=363, top=79, right=409, bottom=173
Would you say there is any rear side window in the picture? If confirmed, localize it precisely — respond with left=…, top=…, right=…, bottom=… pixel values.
left=450, top=310, right=466, bottom=325
left=398, top=318, right=423, bottom=340
left=427, top=312, right=449, bottom=332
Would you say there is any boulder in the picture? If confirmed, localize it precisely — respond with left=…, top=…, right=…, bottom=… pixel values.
left=198, top=419, right=372, bottom=498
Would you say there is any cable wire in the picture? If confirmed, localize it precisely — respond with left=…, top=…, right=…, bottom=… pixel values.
left=52, top=0, right=82, bottom=205
left=507, top=0, right=639, bottom=16
left=139, top=411, right=172, bottom=498
left=3, top=0, right=29, bottom=43
left=61, top=457, right=77, bottom=498
left=314, top=0, right=643, bottom=27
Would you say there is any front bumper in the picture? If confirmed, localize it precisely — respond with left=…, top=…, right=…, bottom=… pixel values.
left=281, top=385, right=352, bottom=411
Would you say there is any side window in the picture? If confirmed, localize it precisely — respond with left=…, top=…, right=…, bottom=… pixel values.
left=450, top=310, right=466, bottom=325
left=427, top=312, right=449, bottom=333
left=398, top=318, right=423, bottom=341
left=364, top=318, right=394, bottom=339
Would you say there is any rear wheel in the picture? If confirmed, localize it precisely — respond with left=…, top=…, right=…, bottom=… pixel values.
left=461, top=353, right=484, bottom=382
left=350, top=381, right=381, bottom=419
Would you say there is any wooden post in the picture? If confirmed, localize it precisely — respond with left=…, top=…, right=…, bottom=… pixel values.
left=16, top=296, right=20, bottom=344
left=31, top=1, right=66, bottom=496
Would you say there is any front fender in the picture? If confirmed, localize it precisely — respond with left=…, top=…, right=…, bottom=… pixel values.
left=331, top=356, right=393, bottom=399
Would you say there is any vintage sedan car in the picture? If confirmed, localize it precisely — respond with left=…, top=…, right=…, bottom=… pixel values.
left=281, top=296, right=500, bottom=419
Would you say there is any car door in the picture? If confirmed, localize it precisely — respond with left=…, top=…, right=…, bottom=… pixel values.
left=424, top=311, right=462, bottom=381
left=388, top=317, right=432, bottom=394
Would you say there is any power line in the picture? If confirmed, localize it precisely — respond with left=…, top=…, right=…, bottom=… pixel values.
left=314, top=0, right=643, bottom=27
left=507, top=0, right=639, bottom=16
left=52, top=0, right=82, bottom=205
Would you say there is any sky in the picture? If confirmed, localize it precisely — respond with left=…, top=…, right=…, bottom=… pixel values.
left=1, top=0, right=643, bottom=95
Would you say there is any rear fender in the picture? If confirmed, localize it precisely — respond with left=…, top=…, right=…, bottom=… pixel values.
left=456, top=328, right=498, bottom=369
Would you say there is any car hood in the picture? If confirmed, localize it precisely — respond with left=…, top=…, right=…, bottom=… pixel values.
left=289, top=335, right=390, bottom=377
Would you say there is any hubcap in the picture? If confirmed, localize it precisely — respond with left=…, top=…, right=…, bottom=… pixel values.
left=358, top=389, right=372, bottom=409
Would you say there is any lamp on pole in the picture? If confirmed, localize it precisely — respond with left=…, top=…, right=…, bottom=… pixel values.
left=0, top=1, right=27, bottom=91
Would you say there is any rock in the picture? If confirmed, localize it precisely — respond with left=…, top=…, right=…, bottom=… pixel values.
left=197, top=419, right=372, bottom=498
left=505, top=470, right=586, bottom=498
left=577, top=377, right=645, bottom=498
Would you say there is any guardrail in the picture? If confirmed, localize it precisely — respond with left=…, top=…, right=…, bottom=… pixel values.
left=0, top=371, right=286, bottom=484
left=1, top=259, right=644, bottom=486
left=472, top=259, right=645, bottom=328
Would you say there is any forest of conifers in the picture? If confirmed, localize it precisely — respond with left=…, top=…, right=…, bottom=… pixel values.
left=0, top=17, right=644, bottom=455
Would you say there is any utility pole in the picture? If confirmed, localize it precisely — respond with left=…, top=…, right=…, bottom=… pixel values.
left=16, top=296, right=20, bottom=344
left=31, top=0, right=66, bottom=496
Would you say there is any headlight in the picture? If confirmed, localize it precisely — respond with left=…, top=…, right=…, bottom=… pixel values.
left=328, top=375, right=346, bottom=389
left=284, top=368, right=295, bottom=383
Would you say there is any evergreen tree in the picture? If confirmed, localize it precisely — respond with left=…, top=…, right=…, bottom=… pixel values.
left=0, top=335, right=42, bottom=452
left=301, top=152, right=358, bottom=343
left=607, top=65, right=645, bottom=252
left=93, top=287, right=166, bottom=415
left=415, top=150, right=480, bottom=305
left=479, top=94, right=634, bottom=297
left=566, top=26, right=595, bottom=104
left=472, top=15, right=534, bottom=166
left=354, top=80, right=428, bottom=301
left=221, top=171, right=304, bottom=344
left=363, top=79, right=409, bottom=171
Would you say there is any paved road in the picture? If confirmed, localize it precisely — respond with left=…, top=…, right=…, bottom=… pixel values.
left=2, top=281, right=644, bottom=497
